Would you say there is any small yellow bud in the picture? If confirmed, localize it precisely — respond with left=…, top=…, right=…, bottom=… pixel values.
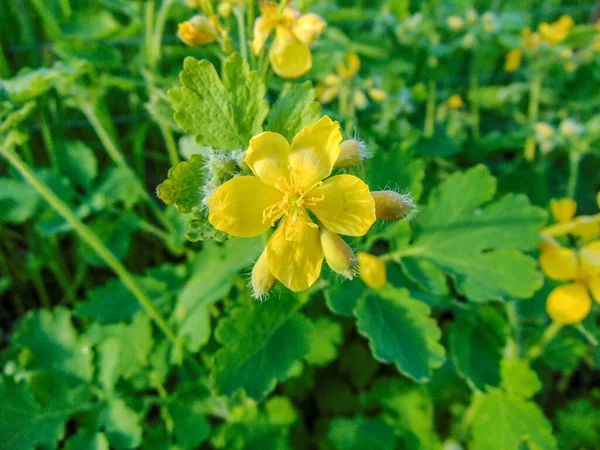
left=292, top=13, right=326, bottom=45
left=564, top=61, right=577, bottom=73
left=447, top=94, right=463, bottom=109
left=357, top=252, right=387, bottom=289
left=368, top=88, right=388, bottom=103
left=535, top=122, right=554, bottom=143
left=447, top=16, right=465, bottom=32
left=550, top=198, right=577, bottom=223
left=251, top=249, right=277, bottom=299
left=320, top=229, right=356, bottom=280
left=482, top=12, right=497, bottom=33
left=522, top=28, right=542, bottom=49
left=353, top=90, right=368, bottom=109
left=465, top=8, right=478, bottom=24
left=371, top=190, right=417, bottom=221
left=462, top=33, right=475, bottom=48
left=218, top=2, right=233, bottom=18
left=504, top=48, right=522, bottom=72
left=337, top=53, right=361, bottom=79
left=177, top=15, right=218, bottom=46
left=546, top=283, right=591, bottom=324
left=335, top=139, right=367, bottom=168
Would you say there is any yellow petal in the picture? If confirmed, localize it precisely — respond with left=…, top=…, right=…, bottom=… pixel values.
left=307, top=174, right=376, bottom=237
left=539, top=246, right=578, bottom=281
left=546, top=283, right=592, bottom=324
left=251, top=1, right=278, bottom=54
left=571, top=216, right=600, bottom=239
left=208, top=176, right=283, bottom=237
left=288, top=115, right=342, bottom=190
left=292, top=13, right=325, bottom=45
left=580, top=240, right=600, bottom=278
left=357, top=252, right=387, bottom=289
left=266, top=209, right=323, bottom=291
left=550, top=198, right=576, bottom=223
left=269, top=27, right=312, bottom=79
left=245, top=132, right=291, bottom=189
left=587, top=275, right=600, bottom=304
left=504, top=48, right=522, bottom=72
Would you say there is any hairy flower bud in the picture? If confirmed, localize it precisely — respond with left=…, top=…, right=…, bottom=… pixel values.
left=321, top=229, right=356, bottom=279
left=357, top=252, right=387, bottom=289
left=293, top=13, right=326, bottom=45
left=334, top=139, right=367, bottom=168
left=251, top=249, right=277, bottom=299
left=178, top=15, right=218, bottom=46
left=371, top=191, right=416, bottom=221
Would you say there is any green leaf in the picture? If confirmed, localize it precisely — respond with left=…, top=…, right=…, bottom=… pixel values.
left=13, top=307, right=93, bottom=384
left=157, top=154, right=207, bottom=213
left=304, top=317, right=343, bottom=366
left=362, top=378, right=440, bottom=449
left=175, top=237, right=262, bottom=352
left=2, top=67, right=60, bottom=103
left=403, top=165, right=547, bottom=302
left=64, top=429, right=110, bottom=450
left=325, top=277, right=366, bottom=316
left=450, top=306, right=506, bottom=391
left=266, top=81, right=321, bottom=141
left=469, top=388, right=557, bottom=450
left=102, top=398, right=143, bottom=450
left=500, top=359, right=541, bottom=399
left=556, top=398, right=600, bottom=450
left=0, top=377, right=83, bottom=450
left=185, top=208, right=228, bottom=242
left=166, top=398, right=211, bottom=448
left=326, top=416, right=397, bottom=450
left=212, top=289, right=312, bottom=399
left=400, top=258, right=449, bottom=296
left=79, top=213, right=138, bottom=267
left=354, top=287, right=445, bottom=382
left=0, top=178, right=39, bottom=224
left=57, top=141, right=98, bottom=189
left=169, top=55, right=267, bottom=150
left=93, top=166, right=145, bottom=210
left=367, top=145, right=425, bottom=201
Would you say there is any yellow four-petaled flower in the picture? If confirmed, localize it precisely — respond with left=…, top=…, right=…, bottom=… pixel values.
left=208, top=116, right=376, bottom=292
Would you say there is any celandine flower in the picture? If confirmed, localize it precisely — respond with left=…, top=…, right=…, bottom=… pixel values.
left=208, top=116, right=376, bottom=293
left=252, top=1, right=325, bottom=78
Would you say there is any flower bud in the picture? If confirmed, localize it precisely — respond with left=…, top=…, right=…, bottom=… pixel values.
left=465, top=8, right=478, bottom=24
left=218, top=2, right=233, bottom=18
left=321, top=229, right=356, bottom=279
left=353, top=90, right=368, bottom=109
left=447, top=16, right=465, bottom=32
left=504, top=48, right=522, bottom=72
left=178, top=15, right=218, bottom=46
left=447, top=94, right=463, bottom=109
left=550, top=198, right=576, bottom=223
left=535, top=122, right=554, bottom=143
left=293, top=13, right=326, bottom=45
left=371, top=191, right=417, bottom=221
left=559, top=118, right=583, bottom=137
left=251, top=249, right=277, bottom=299
left=546, top=283, right=591, bottom=324
left=335, top=139, right=367, bottom=168
left=357, top=252, right=387, bottom=289
left=368, top=88, right=388, bottom=103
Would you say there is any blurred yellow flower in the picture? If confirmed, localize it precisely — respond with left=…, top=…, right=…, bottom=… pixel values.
left=551, top=198, right=577, bottom=223
left=504, top=48, right=522, bottom=72
left=539, top=15, right=574, bottom=45
left=252, top=1, right=325, bottom=78
left=522, top=27, right=542, bottom=49
left=448, top=94, right=464, bottom=109
left=357, top=252, right=387, bottom=288
left=447, top=15, right=465, bottom=32
left=208, top=116, right=376, bottom=292
left=540, top=241, right=600, bottom=324
left=177, top=15, right=218, bottom=46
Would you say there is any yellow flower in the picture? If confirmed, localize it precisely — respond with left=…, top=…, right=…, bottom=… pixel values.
left=357, top=252, right=387, bottom=288
left=208, top=116, right=376, bottom=292
left=539, top=15, right=574, bottom=45
left=368, top=88, right=388, bottom=103
left=447, top=16, right=465, bottom=32
left=504, top=48, right=522, bottom=72
left=177, top=15, right=218, bottom=46
left=337, top=53, right=361, bottom=80
left=540, top=242, right=600, bottom=324
left=448, top=94, right=463, bottom=109
left=550, top=198, right=577, bottom=223
left=252, top=1, right=325, bottom=79
left=522, top=27, right=541, bottom=49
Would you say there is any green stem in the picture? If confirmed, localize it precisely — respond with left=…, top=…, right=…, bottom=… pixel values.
left=575, top=323, right=599, bottom=347
left=0, top=242, right=24, bottom=316
left=144, top=0, right=157, bottom=70
left=469, top=64, right=480, bottom=141
left=566, top=152, right=580, bottom=199
left=0, top=145, right=179, bottom=345
left=40, top=112, right=59, bottom=172
left=59, top=0, right=72, bottom=18
left=234, top=5, right=249, bottom=62
left=505, top=302, right=521, bottom=358
left=159, top=123, right=180, bottom=167
left=526, top=322, right=562, bottom=361
left=276, top=0, right=289, bottom=17
left=152, top=0, right=175, bottom=69
left=524, top=71, right=541, bottom=161
left=424, top=80, right=437, bottom=138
